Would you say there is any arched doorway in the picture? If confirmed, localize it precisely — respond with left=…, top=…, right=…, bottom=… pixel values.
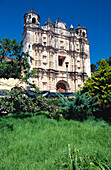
left=56, top=80, right=69, bottom=92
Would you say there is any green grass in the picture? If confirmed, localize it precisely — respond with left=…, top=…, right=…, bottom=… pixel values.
left=0, top=113, right=111, bottom=169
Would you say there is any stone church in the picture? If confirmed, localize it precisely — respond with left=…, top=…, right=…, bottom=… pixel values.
left=23, top=8, right=91, bottom=92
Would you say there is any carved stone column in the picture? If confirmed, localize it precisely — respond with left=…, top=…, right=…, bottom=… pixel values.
left=71, top=56, right=74, bottom=72
left=38, top=48, right=42, bottom=67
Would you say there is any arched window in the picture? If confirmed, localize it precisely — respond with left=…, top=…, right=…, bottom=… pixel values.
left=32, top=17, right=36, bottom=24
left=80, top=30, right=82, bottom=35
left=76, top=30, right=79, bottom=34
left=83, top=32, right=85, bottom=37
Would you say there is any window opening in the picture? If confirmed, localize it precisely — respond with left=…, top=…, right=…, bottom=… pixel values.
left=32, top=17, right=36, bottom=24
left=59, top=59, right=62, bottom=66
left=83, top=32, right=85, bottom=37
left=58, top=56, right=65, bottom=66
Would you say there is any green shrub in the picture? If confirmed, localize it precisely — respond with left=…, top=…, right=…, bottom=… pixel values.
left=93, top=94, right=111, bottom=121
left=83, top=59, right=111, bottom=109
left=57, top=91, right=99, bottom=120
left=46, top=98, right=60, bottom=107
left=0, top=89, right=57, bottom=116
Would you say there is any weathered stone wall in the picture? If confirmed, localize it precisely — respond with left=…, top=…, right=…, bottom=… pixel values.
left=0, top=78, right=25, bottom=90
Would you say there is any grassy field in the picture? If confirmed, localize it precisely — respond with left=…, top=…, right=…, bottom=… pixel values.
left=0, top=113, right=111, bottom=169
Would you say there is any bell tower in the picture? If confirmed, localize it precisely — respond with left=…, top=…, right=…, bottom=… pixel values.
left=24, top=8, right=40, bottom=28
left=75, top=24, right=87, bottom=39
left=23, top=9, right=41, bottom=90
left=23, top=8, right=40, bottom=58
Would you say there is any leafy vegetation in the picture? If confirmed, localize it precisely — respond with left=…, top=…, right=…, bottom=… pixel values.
left=91, top=56, right=111, bottom=73
left=0, top=115, right=111, bottom=169
left=0, top=89, right=58, bottom=116
left=0, top=37, right=38, bottom=86
left=0, top=38, right=42, bottom=115
left=91, top=63, right=97, bottom=73
left=57, top=91, right=99, bottom=120
left=83, top=59, right=111, bottom=109
left=101, top=56, right=111, bottom=66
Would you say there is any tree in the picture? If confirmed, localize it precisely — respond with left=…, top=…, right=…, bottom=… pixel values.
left=0, top=37, right=38, bottom=87
left=91, top=64, right=97, bottom=73
left=83, top=59, right=111, bottom=108
left=91, top=56, right=111, bottom=74
left=97, top=56, right=111, bottom=67
left=106, top=56, right=111, bottom=66
left=0, top=38, right=42, bottom=115
left=57, top=91, right=98, bottom=120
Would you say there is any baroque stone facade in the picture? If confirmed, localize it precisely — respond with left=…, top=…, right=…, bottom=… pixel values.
left=23, top=8, right=91, bottom=92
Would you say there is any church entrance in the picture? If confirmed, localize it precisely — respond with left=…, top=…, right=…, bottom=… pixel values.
left=56, top=80, right=68, bottom=92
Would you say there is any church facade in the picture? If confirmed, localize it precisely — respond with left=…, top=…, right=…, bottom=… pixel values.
left=23, top=9, right=91, bottom=92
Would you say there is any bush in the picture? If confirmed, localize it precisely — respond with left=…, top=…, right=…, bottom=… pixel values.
left=83, top=59, right=111, bottom=109
left=93, top=94, right=111, bottom=121
left=0, top=89, right=58, bottom=117
left=57, top=91, right=99, bottom=120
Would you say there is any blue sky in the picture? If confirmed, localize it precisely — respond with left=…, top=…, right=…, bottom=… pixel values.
left=0, top=0, right=111, bottom=64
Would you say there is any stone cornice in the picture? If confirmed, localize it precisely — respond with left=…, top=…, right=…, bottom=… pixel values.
left=32, top=43, right=88, bottom=57
left=35, top=67, right=88, bottom=76
left=23, top=25, right=89, bottom=43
